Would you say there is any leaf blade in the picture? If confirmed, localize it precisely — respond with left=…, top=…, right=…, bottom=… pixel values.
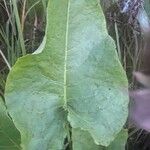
left=0, top=97, right=21, bottom=150
left=5, top=0, right=129, bottom=148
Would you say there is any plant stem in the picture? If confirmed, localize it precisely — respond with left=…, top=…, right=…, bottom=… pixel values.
left=114, top=18, right=121, bottom=61
left=0, top=49, right=11, bottom=70
left=12, top=0, right=26, bottom=55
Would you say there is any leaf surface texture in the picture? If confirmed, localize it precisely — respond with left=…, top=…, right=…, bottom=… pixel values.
left=5, top=0, right=129, bottom=149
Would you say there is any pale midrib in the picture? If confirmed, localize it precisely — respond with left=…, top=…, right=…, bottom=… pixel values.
left=63, top=0, right=70, bottom=109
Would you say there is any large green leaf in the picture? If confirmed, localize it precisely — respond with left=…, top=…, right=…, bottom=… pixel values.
left=5, top=0, right=129, bottom=149
left=0, top=97, right=21, bottom=150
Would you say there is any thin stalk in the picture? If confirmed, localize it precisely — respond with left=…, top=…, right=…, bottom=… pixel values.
left=21, top=0, right=27, bottom=32
left=0, top=49, right=11, bottom=70
left=21, top=0, right=40, bottom=32
left=25, top=1, right=40, bottom=18
left=12, top=0, right=26, bottom=55
left=3, top=0, right=16, bottom=35
left=114, top=19, right=122, bottom=61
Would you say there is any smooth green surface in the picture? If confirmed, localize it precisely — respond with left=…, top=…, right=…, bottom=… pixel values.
left=144, top=0, right=150, bottom=17
left=107, top=130, right=127, bottom=150
left=5, top=0, right=129, bottom=149
left=72, top=128, right=101, bottom=150
left=0, top=97, right=21, bottom=150
left=72, top=129, right=127, bottom=150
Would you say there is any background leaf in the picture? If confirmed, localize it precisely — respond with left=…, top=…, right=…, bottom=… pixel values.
left=0, top=97, right=21, bottom=150
left=144, top=0, right=150, bottom=17
left=72, top=128, right=127, bottom=150
left=72, top=128, right=101, bottom=150
left=106, top=130, right=127, bottom=150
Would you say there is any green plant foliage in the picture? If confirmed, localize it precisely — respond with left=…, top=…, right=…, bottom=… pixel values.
left=144, top=0, right=150, bottom=17
left=106, top=130, right=127, bottom=150
left=72, top=128, right=101, bottom=150
left=5, top=0, right=129, bottom=149
left=27, top=0, right=48, bottom=18
left=72, top=129, right=127, bottom=150
left=0, top=97, right=21, bottom=150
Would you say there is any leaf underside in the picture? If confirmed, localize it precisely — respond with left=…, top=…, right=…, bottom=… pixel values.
left=5, top=0, right=129, bottom=149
